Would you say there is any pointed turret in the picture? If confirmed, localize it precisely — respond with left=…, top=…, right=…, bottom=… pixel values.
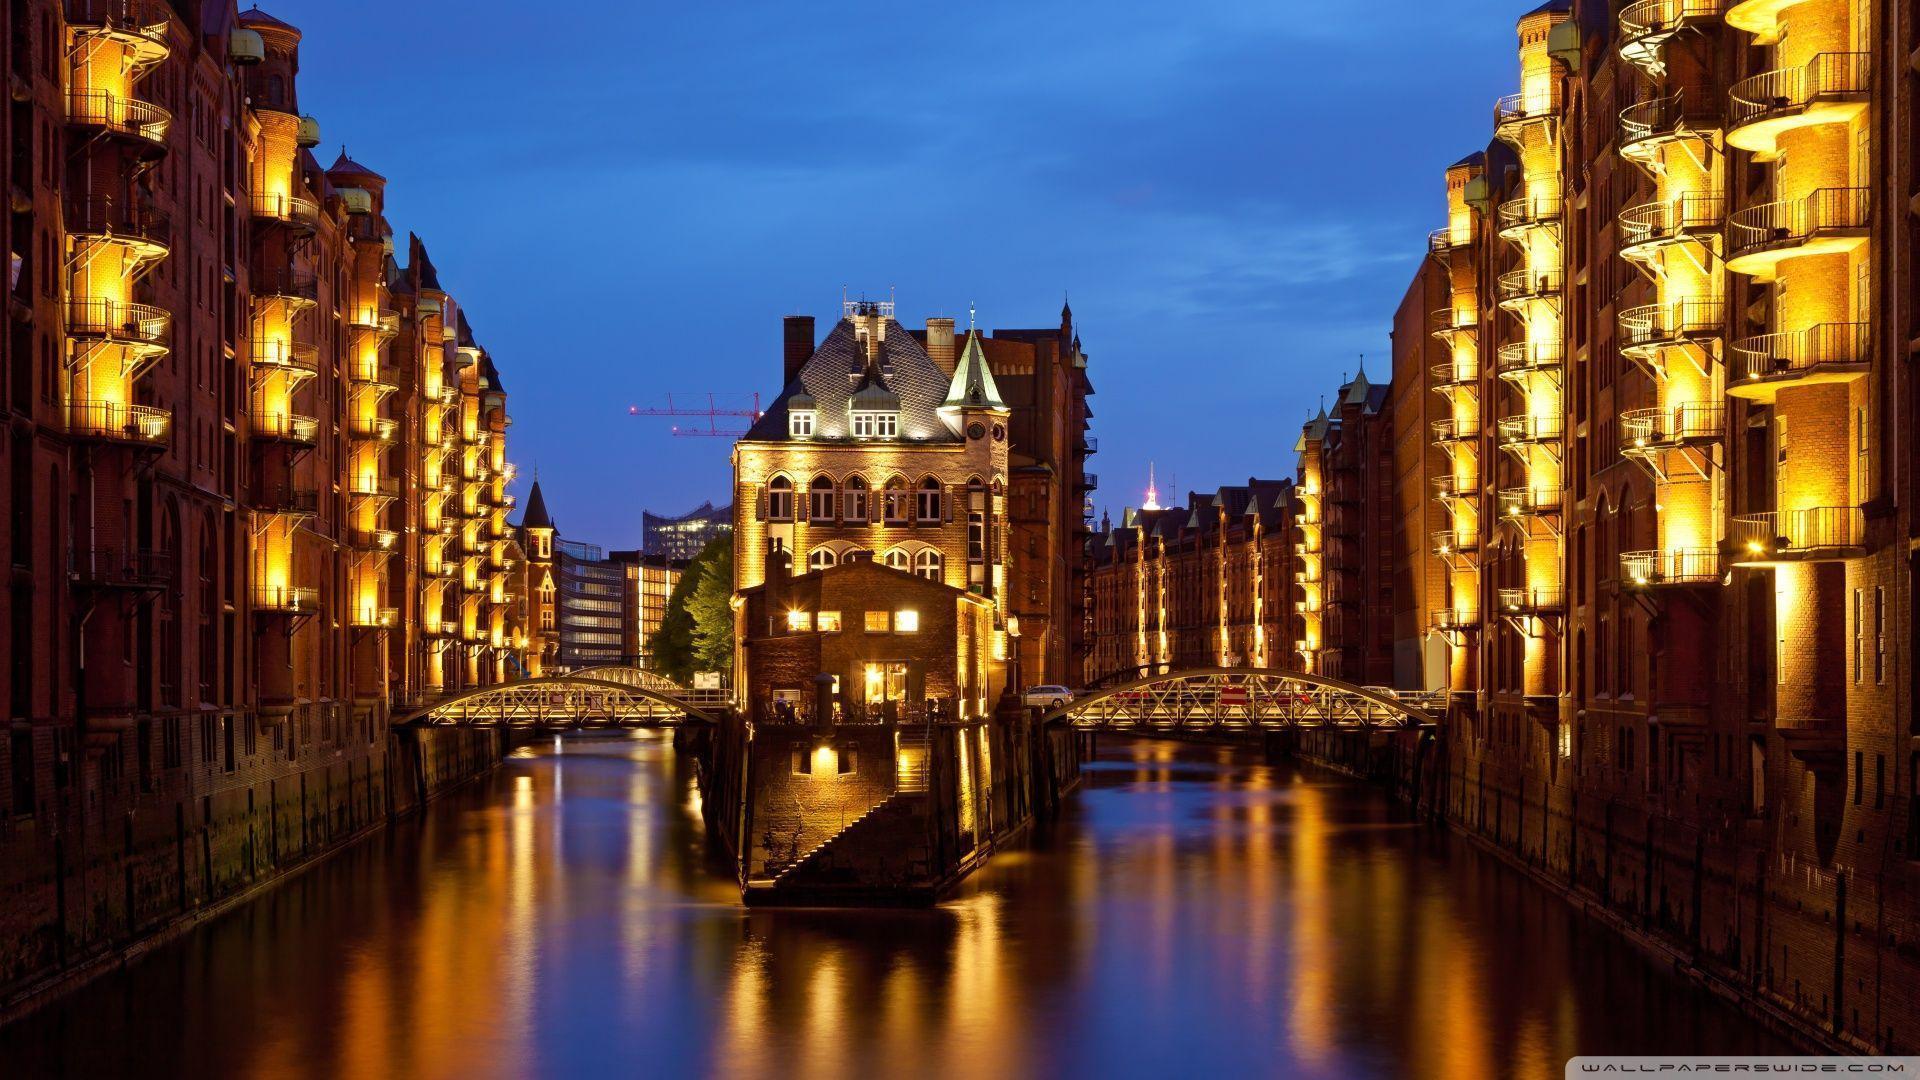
left=941, top=329, right=1006, bottom=412
left=520, top=479, right=553, bottom=530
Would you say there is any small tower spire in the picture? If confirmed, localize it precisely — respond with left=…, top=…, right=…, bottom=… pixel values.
left=1143, top=463, right=1161, bottom=512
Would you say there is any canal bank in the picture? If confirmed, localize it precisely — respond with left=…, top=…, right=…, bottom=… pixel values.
left=1279, top=724, right=1877, bottom=1057
left=0, top=724, right=506, bottom=1026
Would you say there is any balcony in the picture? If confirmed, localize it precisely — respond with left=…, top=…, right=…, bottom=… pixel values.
left=1497, top=486, right=1563, bottom=519
left=351, top=527, right=400, bottom=552
left=1618, top=92, right=1723, bottom=163
left=252, top=584, right=320, bottom=615
left=1432, top=474, right=1479, bottom=501
left=252, top=413, right=318, bottom=447
left=1431, top=417, right=1481, bottom=445
left=69, top=400, right=170, bottom=448
left=1493, top=89, right=1562, bottom=145
left=1727, top=53, right=1869, bottom=158
left=1080, top=435, right=1098, bottom=455
left=67, top=0, right=173, bottom=62
left=1495, top=195, right=1562, bottom=241
left=70, top=546, right=172, bottom=591
left=67, top=196, right=170, bottom=260
left=1618, top=194, right=1725, bottom=263
left=350, top=309, right=401, bottom=337
left=1431, top=608, right=1481, bottom=633
left=1727, top=322, right=1869, bottom=401
left=1495, top=414, right=1564, bottom=449
left=349, top=366, right=399, bottom=397
left=1495, top=342, right=1564, bottom=380
left=1294, top=599, right=1322, bottom=615
left=1729, top=506, right=1865, bottom=563
left=1621, top=548, right=1723, bottom=588
left=1429, top=307, right=1478, bottom=342
left=250, top=340, right=320, bottom=378
left=67, top=297, right=171, bottom=353
left=65, top=90, right=171, bottom=154
left=1619, top=402, right=1725, bottom=453
left=349, top=476, right=402, bottom=502
left=350, top=416, right=399, bottom=443
left=1618, top=0, right=1722, bottom=71
left=350, top=607, right=401, bottom=630
left=249, top=192, right=322, bottom=233
left=254, top=271, right=319, bottom=308
left=1431, top=529, right=1478, bottom=558
left=426, top=619, right=459, bottom=636
left=1430, top=356, right=1479, bottom=388
left=254, top=484, right=319, bottom=517
left=1428, top=227, right=1472, bottom=261
left=1724, top=0, right=1811, bottom=43
left=1498, top=586, right=1565, bottom=614
left=1080, top=472, right=1099, bottom=492
left=1725, top=188, right=1869, bottom=279
left=1495, top=268, right=1562, bottom=310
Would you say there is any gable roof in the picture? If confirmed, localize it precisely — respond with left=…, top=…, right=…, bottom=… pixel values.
left=744, top=317, right=959, bottom=442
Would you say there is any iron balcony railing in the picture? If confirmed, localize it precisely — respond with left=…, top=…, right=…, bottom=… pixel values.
left=350, top=416, right=399, bottom=442
left=1428, top=226, right=1472, bottom=259
left=1431, top=529, right=1478, bottom=556
left=1729, top=322, right=1869, bottom=384
left=252, top=584, right=320, bottom=613
left=350, top=606, right=401, bottom=629
left=1728, top=187, right=1868, bottom=262
left=1729, top=52, right=1870, bottom=130
left=349, top=476, right=402, bottom=500
left=1618, top=91, right=1722, bottom=153
left=1081, top=472, right=1098, bottom=491
left=1498, top=585, right=1566, bottom=612
left=1618, top=298, right=1725, bottom=354
left=1496, top=268, right=1563, bottom=305
left=65, top=90, right=170, bottom=148
left=1619, top=401, right=1725, bottom=449
left=254, top=485, right=319, bottom=515
left=250, top=339, right=320, bottom=374
left=1431, top=608, right=1481, bottom=632
left=1433, top=474, right=1479, bottom=500
left=1495, top=195, right=1563, bottom=236
left=1494, top=88, right=1563, bottom=138
left=69, top=399, right=170, bottom=446
left=67, top=0, right=173, bottom=47
left=1730, top=506, right=1865, bottom=558
left=253, top=413, right=318, bottom=444
left=351, top=527, right=399, bottom=551
left=1080, top=435, right=1098, bottom=454
left=70, top=546, right=173, bottom=589
left=1618, top=0, right=1723, bottom=66
left=1618, top=194, right=1726, bottom=253
left=249, top=192, right=322, bottom=229
left=1497, top=486, right=1563, bottom=518
left=1429, top=307, right=1478, bottom=340
left=253, top=271, right=319, bottom=303
left=1431, top=356, right=1479, bottom=386
left=67, top=297, right=171, bottom=348
left=1495, top=342, right=1565, bottom=377
left=1431, top=417, right=1481, bottom=443
left=1621, top=548, right=1722, bottom=587
left=67, top=196, right=171, bottom=250
left=1495, top=414, right=1565, bottom=447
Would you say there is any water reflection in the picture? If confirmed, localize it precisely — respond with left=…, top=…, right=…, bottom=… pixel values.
left=2, top=732, right=1785, bottom=1079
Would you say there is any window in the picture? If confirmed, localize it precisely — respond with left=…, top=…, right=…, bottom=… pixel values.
left=884, top=548, right=911, bottom=573
left=914, top=549, right=942, bottom=581
left=1874, top=587, right=1885, bottom=683
left=851, top=412, right=897, bottom=438
left=786, top=610, right=814, bottom=632
left=767, top=476, right=793, bottom=521
left=809, top=476, right=835, bottom=522
left=818, top=611, right=842, bottom=633
left=916, top=478, right=942, bottom=522
left=865, top=611, right=890, bottom=633
left=894, top=609, right=919, bottom=633
left=808, top=548, right=837, bottom=573
left=844, top=476, right=869, bottom=523
left=789, top=410, right=814, bottom=438
left=883, top=479, right=909, bottom=524
left=968, top=511, right=985, bottom=562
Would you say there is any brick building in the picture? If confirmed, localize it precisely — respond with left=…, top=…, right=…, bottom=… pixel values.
left=0, top=1, right=533, bottom=999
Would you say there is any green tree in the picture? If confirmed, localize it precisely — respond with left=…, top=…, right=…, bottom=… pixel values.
left=688, top=542, right=735, bottom=675
left=646, top=536, right=731, bottom=685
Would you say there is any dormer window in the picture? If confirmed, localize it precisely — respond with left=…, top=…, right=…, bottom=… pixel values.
left=789, top=410, right=815, bottom=438
left=851, top=411, right=897, bottom=439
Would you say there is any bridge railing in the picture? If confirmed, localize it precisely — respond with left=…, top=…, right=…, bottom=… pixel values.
left=1052, top=668, right=1436, bottom=730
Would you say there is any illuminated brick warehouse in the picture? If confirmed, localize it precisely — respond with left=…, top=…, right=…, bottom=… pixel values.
left=0, top=1, right=536, bottom=1002
left=1089, top=0, right=1918, bottom=1053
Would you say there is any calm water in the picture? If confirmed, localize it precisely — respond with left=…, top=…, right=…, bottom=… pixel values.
left=3, top=733, right=1788, bottom=1079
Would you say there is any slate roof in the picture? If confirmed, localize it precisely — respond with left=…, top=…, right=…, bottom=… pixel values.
left=744, top=317, right=961, bottom=443
left=942, top=330, right=1006, bottom=411
left=520, top=481, right=553, bottom=529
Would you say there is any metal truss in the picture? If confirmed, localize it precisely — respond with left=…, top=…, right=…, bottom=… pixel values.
left=403, top=668, right=718, bottom=727
left=1047, top=667, right=1441, bottom=731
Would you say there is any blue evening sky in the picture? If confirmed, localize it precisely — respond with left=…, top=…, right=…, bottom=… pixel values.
left=283, top=0, right=1526, bottom=544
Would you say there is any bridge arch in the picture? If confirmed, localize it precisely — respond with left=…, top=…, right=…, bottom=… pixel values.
left=399, top=672, right=719, bottom=728
left=1045, top=667, right=1441, bottom=731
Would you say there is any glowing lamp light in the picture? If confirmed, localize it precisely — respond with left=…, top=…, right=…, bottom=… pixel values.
left=895, top=609, right=919, bottom=633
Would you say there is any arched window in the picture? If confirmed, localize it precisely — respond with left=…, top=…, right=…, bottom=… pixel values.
left=883, top=477, right=908, bottom=524
left=809, top=475, right=835, bottom=523
left=916, top=477, right=942, bottom=523
left=808, top=547, right=838, bottom=573
left=844, top=475, right=869, bottom=523
left=883, top=548, right=911, bottom=572
left=767, top=476, right=793, bottom=521
left=914, top=549, right=943, bottom=581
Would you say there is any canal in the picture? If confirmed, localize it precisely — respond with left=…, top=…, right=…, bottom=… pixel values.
left=3, top=732, right=1789, bottom=1078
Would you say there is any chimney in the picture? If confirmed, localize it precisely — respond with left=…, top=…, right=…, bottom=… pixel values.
left=782, top=315, right=815, bottom=384
left=925, top=317, right=956, bottom=377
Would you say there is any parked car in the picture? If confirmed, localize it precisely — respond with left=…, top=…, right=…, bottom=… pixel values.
left=1022, top=685, right=1074, bottom=709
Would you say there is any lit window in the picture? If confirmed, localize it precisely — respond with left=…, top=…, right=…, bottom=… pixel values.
left=767, top=476, right=793, bottom=521
left=883, top=479, right=909, bottom=524
left=851, top=412, right=898, bottom=438
left=844, top=476, right=869, bottom=523
left=883, top=548, right=911, bottom=573
left=809, top=476, right=836, bottom=522
left=786, top=610, right=813, bottom=632
left=864, top=611, right=890, bottom=633
left=916, top=477, right=942, bottom=522
left=790, top=410, right=814, bottom=438
left=818, top=611, right=842, bottom=633
left=895, top=609, right=919, bottom=633
left=808, top=548, right=837, bottom=573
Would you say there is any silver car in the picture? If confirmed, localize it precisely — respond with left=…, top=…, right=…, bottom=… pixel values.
left=1022, top=685, right=1074, bottom=709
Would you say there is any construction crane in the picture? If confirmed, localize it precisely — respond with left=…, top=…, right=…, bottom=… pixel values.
left=626, top=393, right=764, bottom=438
